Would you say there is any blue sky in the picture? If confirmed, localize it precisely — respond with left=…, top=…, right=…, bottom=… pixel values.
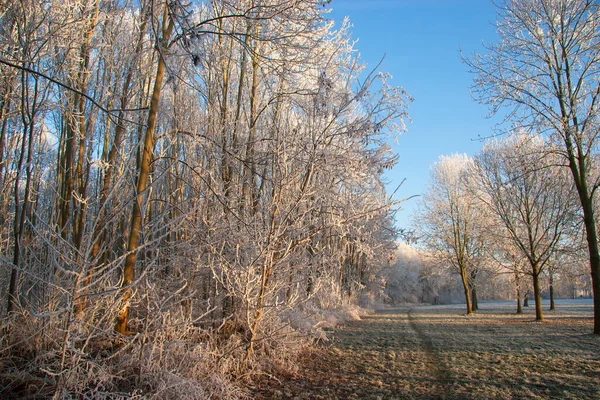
left=328, top=0, right=503, bottom=230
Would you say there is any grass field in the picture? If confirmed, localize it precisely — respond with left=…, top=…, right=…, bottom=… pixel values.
left=253, top=299, right=600, bottom=399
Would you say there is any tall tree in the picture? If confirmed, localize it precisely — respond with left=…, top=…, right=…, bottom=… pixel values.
left=2, top=0, right=53, bottom=313
left=114, top=0, right=174, bottom=335
left=465, top=0, right=600, bottom=333
left=113, top=0, right=340, bottom=334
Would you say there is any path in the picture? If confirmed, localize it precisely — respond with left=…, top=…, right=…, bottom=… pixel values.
left=254, top=307, right=456, bottom=399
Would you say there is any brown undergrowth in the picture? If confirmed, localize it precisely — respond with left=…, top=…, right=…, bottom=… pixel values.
left=0, top=304, right=306, bottom=399
left=0, top=299, right=366, bottom=399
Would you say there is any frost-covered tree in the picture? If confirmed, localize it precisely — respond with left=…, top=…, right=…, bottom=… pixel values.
left=0, top=0, right=411, bottom=396
left=465, top=0, right=600, bottom=333
left=472, top=133, right=578, bottom=320
left=384, top=242, right=424, bottom=304
left=414, top=154, right=489, bottom=314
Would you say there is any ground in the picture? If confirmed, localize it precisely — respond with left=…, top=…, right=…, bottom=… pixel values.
left=252, top=300, right=600, bottom=399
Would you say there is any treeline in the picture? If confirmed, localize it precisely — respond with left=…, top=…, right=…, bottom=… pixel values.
left=414, top=134, right=590, bottom=320
left=0, top=0, right=410, bottom=397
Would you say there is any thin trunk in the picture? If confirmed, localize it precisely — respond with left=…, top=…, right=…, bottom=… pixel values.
left=243, top=184, right=280, bottom=368
left=58, top=113, right=75, bottom=238
left=233, top=27, right=249, bottom=211
left=243, top=251, right=274, bottom=369
left=72, top=0, right=99, bottom=248
left=28, top=131, right=43, bottom=228
left=219, top=29, right=234, bottom=209
left=460, top=266, right=472, bottom=315
left=0, top=85, right=12, bottom=251
left=0, top=81, right=12, bottom=187
left=54, top=120, right=65, bottom=230
left=72, top=112, right=97, bottom=249
left=244, top=28, right=262, bottom=211
left=516, top=286, right=523, bottom=314
left=7, top=71, right=38, bottom=313
left=532, top=268, right=543, bottom=321
left=549, top=271, right=555, bottom=311
left=114, top=8, right=173, bottom=335
left=0, top=17, right=16, bottom=186
left=76, top=9, right=149, bottom=315
left=254, top=78, right=282, bottom=214
left=57, top=0, right=99, bottom=240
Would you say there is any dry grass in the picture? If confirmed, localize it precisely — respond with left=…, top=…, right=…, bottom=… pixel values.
left=0, top=312, right=249, bottom=399
left=0, top=305, right=308, bottom=399
left=253, top=299, right=600, bottom=399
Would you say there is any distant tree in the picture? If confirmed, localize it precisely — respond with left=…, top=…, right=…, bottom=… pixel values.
left=491, top=237, right=529, bottom=313
left=472, top=133, right=577, bottom=320
left=414, top=154, right=489, bottom=314
left=384, top=243, right=424, bottom=304
left=547, top=222, right=590, bottom=300
left=465, top=0, right=600, bottom=333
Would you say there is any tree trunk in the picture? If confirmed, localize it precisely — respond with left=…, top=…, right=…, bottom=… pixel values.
left=76, top=9, right=149, bottom=315
left=243, top=252, right=274, bottom=370
left=460, top=267, right=472, bottom=315
left=578, top=189, right=600, bottom=333
left=57, top=0, right=99, bottom=241
left=516, top=285, right=522, bottom=314
left=219, top=26, right=234, bottom=210
left=566, top=130, right=600, bottom=333
left=244, top=30, right=262, bottom=212
left=57, top=111, right=75, bottom=238
left=549, top=271, right=555, bottom=311
left=7, top=70, right=38, bottom=313
left=469, top=269, right=478, bottom=312
left=114, top=8, right=173, bottom=335
left=0, top=76, right=13, bottom=188
left=532, top=270, right=543, bottom=321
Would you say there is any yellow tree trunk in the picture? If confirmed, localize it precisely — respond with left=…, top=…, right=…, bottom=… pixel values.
left=114, top=6, right=173, bottom=335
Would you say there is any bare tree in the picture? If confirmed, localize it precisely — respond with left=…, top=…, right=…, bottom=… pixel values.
left=414, top=154, right=489, bottom=314
left=465, top=0, right=600, bottom=333
left=472, top=133, right=577, bottom=320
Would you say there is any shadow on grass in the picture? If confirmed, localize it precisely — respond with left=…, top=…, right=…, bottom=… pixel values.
left=253, top=301, right=599, bottom=400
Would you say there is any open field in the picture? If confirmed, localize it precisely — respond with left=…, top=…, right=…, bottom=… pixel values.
left=253, top=299, right=600, bottom=399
